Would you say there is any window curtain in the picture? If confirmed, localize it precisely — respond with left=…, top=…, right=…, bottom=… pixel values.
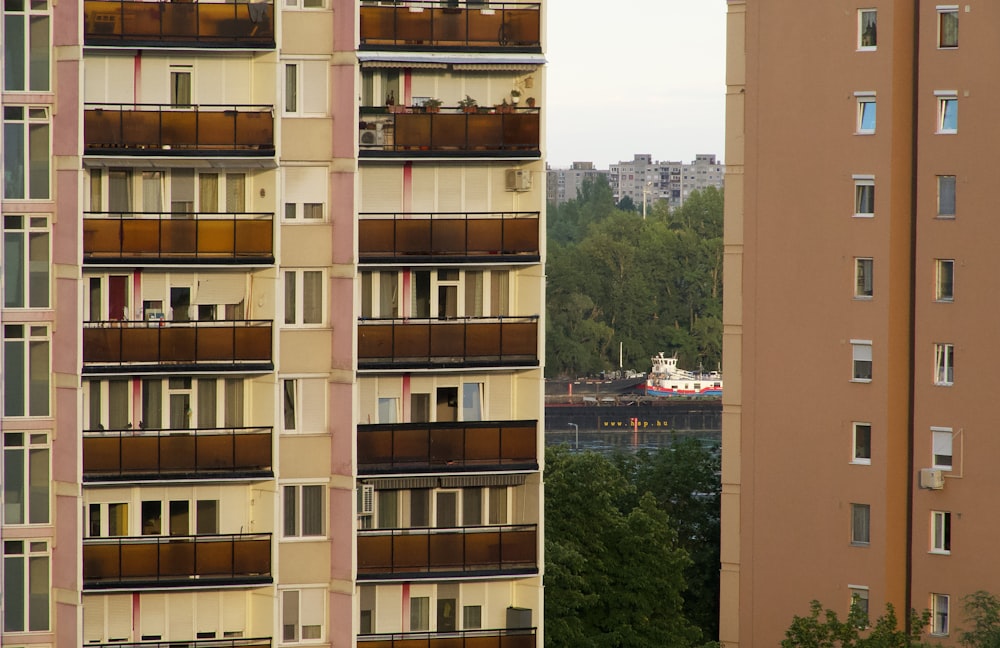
left=301, top=485, right=323, bottom=535
left=199, top=174, right=219, bottom=213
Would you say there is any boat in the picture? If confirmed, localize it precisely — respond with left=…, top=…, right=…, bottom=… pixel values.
left=645, top=352, right=722, bottom=397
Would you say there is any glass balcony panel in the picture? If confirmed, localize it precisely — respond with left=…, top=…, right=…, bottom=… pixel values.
left=236, top=537, right=270, bottom=576
left=502, top=114, right=539, bottom=150
left=160, top=2, right=199, bottom=38
left=85, top=105, right=273, bottom=154
left=195, top=537, right=235, bottom=576
left=84, top=321, right=272, bottom=369
left=429, top=638, right=464, bottom=648
left=358, top=427, right=393, bottom=466
left=430, top=324, right=465, bottom=357
left=466, top=114, right=504, bottom=150
left=396, top=9, right=432, bottom=42
left=396, top=219, right=432, bottom=254
left=358, top=324, right=393, bottom=360
left=500, top=424, right=535, bottom=464
left=392, top=534, right=429, bottom=571
left=121, top=541, right=159, bottom=579
left=122, top=435, right=162, bottom=472
left=359, top=213, right=539, bottom=261
left=463, top=427, right=500, bottom=463
left=122, top=219, right=164, bottom=255
left=466, top=10, right=502, bottom=44
left=394, top=114, right=432, bottom=150
left=162, top=219, right=198, bottom=255
left=84, top=436, right=122, bottom=473
left=464, top=530, right=501, bottom=568
left=159, top=434, right=196, bottom=472
left=358, top=319, right=536, bottom=367
left=501, top=529, right=537, bottom=566
left=84, top=219, right=123, bottom=256
left=82, top=542, right=121, bottom=582
left=504, top=9, right=540, bottom=45
left=85, top=0, right=274, bottom=46
left=121, top=328, right=160, bottom=362
left=236, top=112, right=274, bottom=149
left=393, top=323, right=431, bottom=359
left=160, top=327, right=197, bottom=362
left=235, top=219, right=273, bottom=257
left=430, top=219, right=465, bottom=254
left=234, top=325, right=271, bottom=361
left=428, top=427, right=464, bottom=465
left=235, top=432, right=272, bottom=471
left=160, top=540, right=196, bottom=577
left=393, top=427, right=429, bottom=465
left=84, top=213, right=272, bottom=262
left=430, top=114, right=467, bottom=149
left=197, top=111, right=236, bottom=147
left=500, top=635, right=535, bottom=648
left=464, top=323, right=500, bottom=357
left=357, top=535, right=392, bottom=573
left=359, top=2, right=540, bottom=49
left=465, top=219, right=502, bottom=255
left=501, top=218, right=538, bottom=255
left=428, top=532, right=464, bottom=571
left=502, top=322, right=536, bottom=356
left=197, top=326, right=236, bottom=362
left=358, top=219, right=395, bottom=256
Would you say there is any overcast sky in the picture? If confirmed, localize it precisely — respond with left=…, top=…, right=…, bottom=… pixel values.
left=545, top=0, right=726, bottom=169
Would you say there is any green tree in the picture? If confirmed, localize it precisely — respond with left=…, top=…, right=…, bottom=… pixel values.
left=782, top=600, right=931, bottom=648
left=960, top=591, right=1000, bottom=648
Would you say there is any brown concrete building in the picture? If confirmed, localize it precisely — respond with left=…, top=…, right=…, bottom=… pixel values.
left=723, top=1, right=989, bottom=644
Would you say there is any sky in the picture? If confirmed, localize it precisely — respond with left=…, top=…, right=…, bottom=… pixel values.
left=545, top=0, right=727, bottom=169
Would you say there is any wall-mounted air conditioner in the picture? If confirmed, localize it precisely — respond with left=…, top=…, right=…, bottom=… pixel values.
left=359, top=484, right=374, bottom=514
left=919, top=468, right=945, bottom=490
left=360, top=125, right=384, bottom=146
left=505, top=169, right=531, bottom=192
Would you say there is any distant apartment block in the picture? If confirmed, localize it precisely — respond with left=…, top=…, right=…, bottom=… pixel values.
left=545, top=162, right=609, bottom=205
left=611, top=154, right=724, bottom=208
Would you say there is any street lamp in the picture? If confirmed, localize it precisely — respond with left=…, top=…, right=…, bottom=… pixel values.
left=641, top=181, right=654, bottom=220
left=568, top=422, right=579, bottom=451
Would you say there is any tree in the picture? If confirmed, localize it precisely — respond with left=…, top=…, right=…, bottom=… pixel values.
left=960, top=591, right=1000, bottom=648
left=782, top=600, right=931, bottom=648
left=617, top=195, right=637, bottom=212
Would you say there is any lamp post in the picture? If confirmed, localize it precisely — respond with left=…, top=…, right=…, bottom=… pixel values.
left=641, top=181, right=654, bottom=220
left=568, top=422, right=579, bottom=451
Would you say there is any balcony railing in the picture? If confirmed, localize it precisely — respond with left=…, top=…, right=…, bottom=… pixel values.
left=359, top=108, right=539, bottom=157
left=358, top=628, right=536, bottom=648
left=85, top=103, right=274, bottom=156
left=83, top=320, right=273, bottom=373
left=357, top=317, right=538, bottom=369
left=84, top=211, right=273, bottom=264
left=357, top=524, right=537, bottom=578
left=83, top=533, right=272, bottom=589
left=87, top=639, right=272, bottom=648
left=84, top=426, right=273, bottom=482
left=360, top=0, right=540, bottom=52
left=359, top=212, right=539, bottom=263
left=358, top=420, right=537, bottom=474
left=84, top=0, right=274, bottom=48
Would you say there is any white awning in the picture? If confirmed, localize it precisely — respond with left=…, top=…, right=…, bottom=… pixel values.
left=193, top=276, right=246, bottom=305
left=359, top=51, right=545, bottom=70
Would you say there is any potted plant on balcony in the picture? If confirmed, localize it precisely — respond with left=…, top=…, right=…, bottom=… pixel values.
left=496, top=98, right=512, bottom=114
left=510, top=88, right=521, bottom=105
left=422, top=98, right=442, bottom=113
left=458, top=95, right=479, bottom=113
left=525, top=96, right=536, bottom=108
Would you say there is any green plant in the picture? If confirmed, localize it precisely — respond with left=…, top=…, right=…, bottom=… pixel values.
left=422, top=98, right=442, bottom=110
left=458, top=95, right=478, bottom=109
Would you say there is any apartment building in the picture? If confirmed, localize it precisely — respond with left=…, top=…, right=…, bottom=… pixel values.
left=610, top=154, right=723, bottom=209
left=1, top=1, right=543, bottom=647
left=724, top=2, right=988, bottom=645
left=545, top=162, right=608, bottom=206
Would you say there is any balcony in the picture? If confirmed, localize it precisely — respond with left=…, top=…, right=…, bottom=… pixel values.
left=83, top=533, right=272, bottom=589
left=84, top=0, right=274, bottom=48
left=357, top=317, right=538, bottom=369
left=358, top=629, right=536, bottom=648
left=83, top=320, right=273, bottom=373
left=359, top=212, right=538, bottom=264
left=357, top=525, right=537, bottom=579
left=85, top=104, right=274, bottom=157
left=357, top=420, right=537, bottom=474
left=84, top=211, right=273, bottom=265
left=88, top=640, right=271, bottom=648
left=360, top=0, right=540, bottom=52
left=359, top=108, right=539, bottom=158
left=84, top=426, right=273, bottom=482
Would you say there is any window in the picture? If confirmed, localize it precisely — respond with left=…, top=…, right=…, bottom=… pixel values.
left=856, top=94, right=876, bottom=134
left=462, top=383, right=484, bottom=421
left=852, top=340, right=872, bottom=382
left=854, top=258, right=873, bottom=298
left=281, top=378, right=326, bottom=434
left=409, top=597, right=430, bottom=632
left=283, top=484, right=325, bottom=538
left=852, top=423, right=872, bottom=464
left=285, top=0, right=324, bottom=10
left=854, top=176, right=875, bottom=217
left=4, top=0, right=49, bottom=91
left=935, top=259, right=954, bottom=301
left=937, top=93, right=958, bottom=133
left=2, top=540, right=49, bottom=632
left=932, top=428, right=953, bottom=470
left=931, top=593, right=950, bottom=636
left=283, top=61, right=328, bottom=116
left=463, top=606, right=482, bottom=630
left=3, top=215, right=49, bottom=308
left=281, top=589, right=324, bottom=643
left=170, top=66, right=192, bottom=107
left=849, top=586, right=870, bottom=618
left=931, top=511, right=951, bottom=554
left=2, top=432, right=49, bottom=525
left=3, top=324, right=49, bottom=417
left=934, top=343, right=954, bottom=385
left=937, top=175, right=956, bottom=218
left=851, top=503, right=870, bottom=545
left=3, top=105, right=49, bottom=199
left=938, top=7, right=958, bottom=48
left=284, top=270, right=324, bottom=325
left=858, top=9, right=876, bottom=49
left=283, top=167, right=327, bottom=221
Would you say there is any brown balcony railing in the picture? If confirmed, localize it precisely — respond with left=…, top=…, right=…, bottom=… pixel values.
left=84, top=211, right=273, bottom=264
left=359, top=108, right=539, bottom=157
left=360, top=0, right=540, bottom=51
left=359, top=212, right=539, bottom=263
left=357, top=525, right=537, bottom=578
left=83, top=533, right=271, bottom=589
left=358, top=420, right=537, bottom=474
left=357, top=317, right=538, bottom=369
left=88, top=639, right=272, bottom=648
left=84, top=0, right=274, bottom=48
left=85, top=103, right=274, bottom=156
left=358, top=628, right=536, bottom=648
left=83, top=320, right=272, bottom=372
left=84, top=426, right=273, bottom=482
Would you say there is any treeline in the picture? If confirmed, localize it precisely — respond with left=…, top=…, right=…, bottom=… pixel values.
left=546, top=178, right=723, bottom=378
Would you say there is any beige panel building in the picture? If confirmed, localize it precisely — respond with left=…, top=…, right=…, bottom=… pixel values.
left=723, top=1, right=994, bottom=645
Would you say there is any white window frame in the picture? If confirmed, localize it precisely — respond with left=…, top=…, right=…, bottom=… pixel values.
left=857, top=9, right=876, bottom=50
left=932, top=427, right=953, bottom=471
left=283, top=60, right=328, bottom=116
left=931, top=593, right=950, bottom=636
left=848, top=585, right=870, bottom=618
left=931, top=510, right=951, bottom=554
left=850, top=503, right=870, bottom=545
left=936, top=175, right=956, bottom=218
left=851, top=340, right=872, bottom=383
left=934, top=343, right=954, bottom=386
left=284, top=0, right=324, bottom=10
left=2, top=539, right=50, bottom=632
left=3, top=323, right=50, bottom=417
left=854, top=257, right=873, bottom=298
left=852, top=422, right=871, bottom=465
left=937, top=6, right=958, bottom=49
left=935, top=259, right=954, bottom=302
left=2, top=431, right=50, bottom=525
left=283, top=269, right=326, bottom=326
left=3, top=105, right=50, bottom=200
left=855, top=93, right=876, bottom=135
left=169, top=65, right=193, bottom=108
left=281, top=377, right=327, bottom=434
left=282, top=166, right=328, bottom=222
left=935, top=91, right=958, bottom=134
left=280, top=587, right=326, bottom=644
left=3, top=214, right=50, bottom=309
left=853, top=175, right=875, bottom=218
left=3, top=0, right=51, bottom=92
left=281, top=482, right=327, bottom=540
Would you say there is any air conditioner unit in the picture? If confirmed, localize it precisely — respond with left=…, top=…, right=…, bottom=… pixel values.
left=505, top=168, right=532, bottom=192
left=359, top=484, right=374, bottom=515
left=360, top=125, right=384, bottom=146
left=919, top=468, right=945, bottom=490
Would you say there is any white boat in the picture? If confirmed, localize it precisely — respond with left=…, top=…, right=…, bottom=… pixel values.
left=645, top=352, right=722, bottom=397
